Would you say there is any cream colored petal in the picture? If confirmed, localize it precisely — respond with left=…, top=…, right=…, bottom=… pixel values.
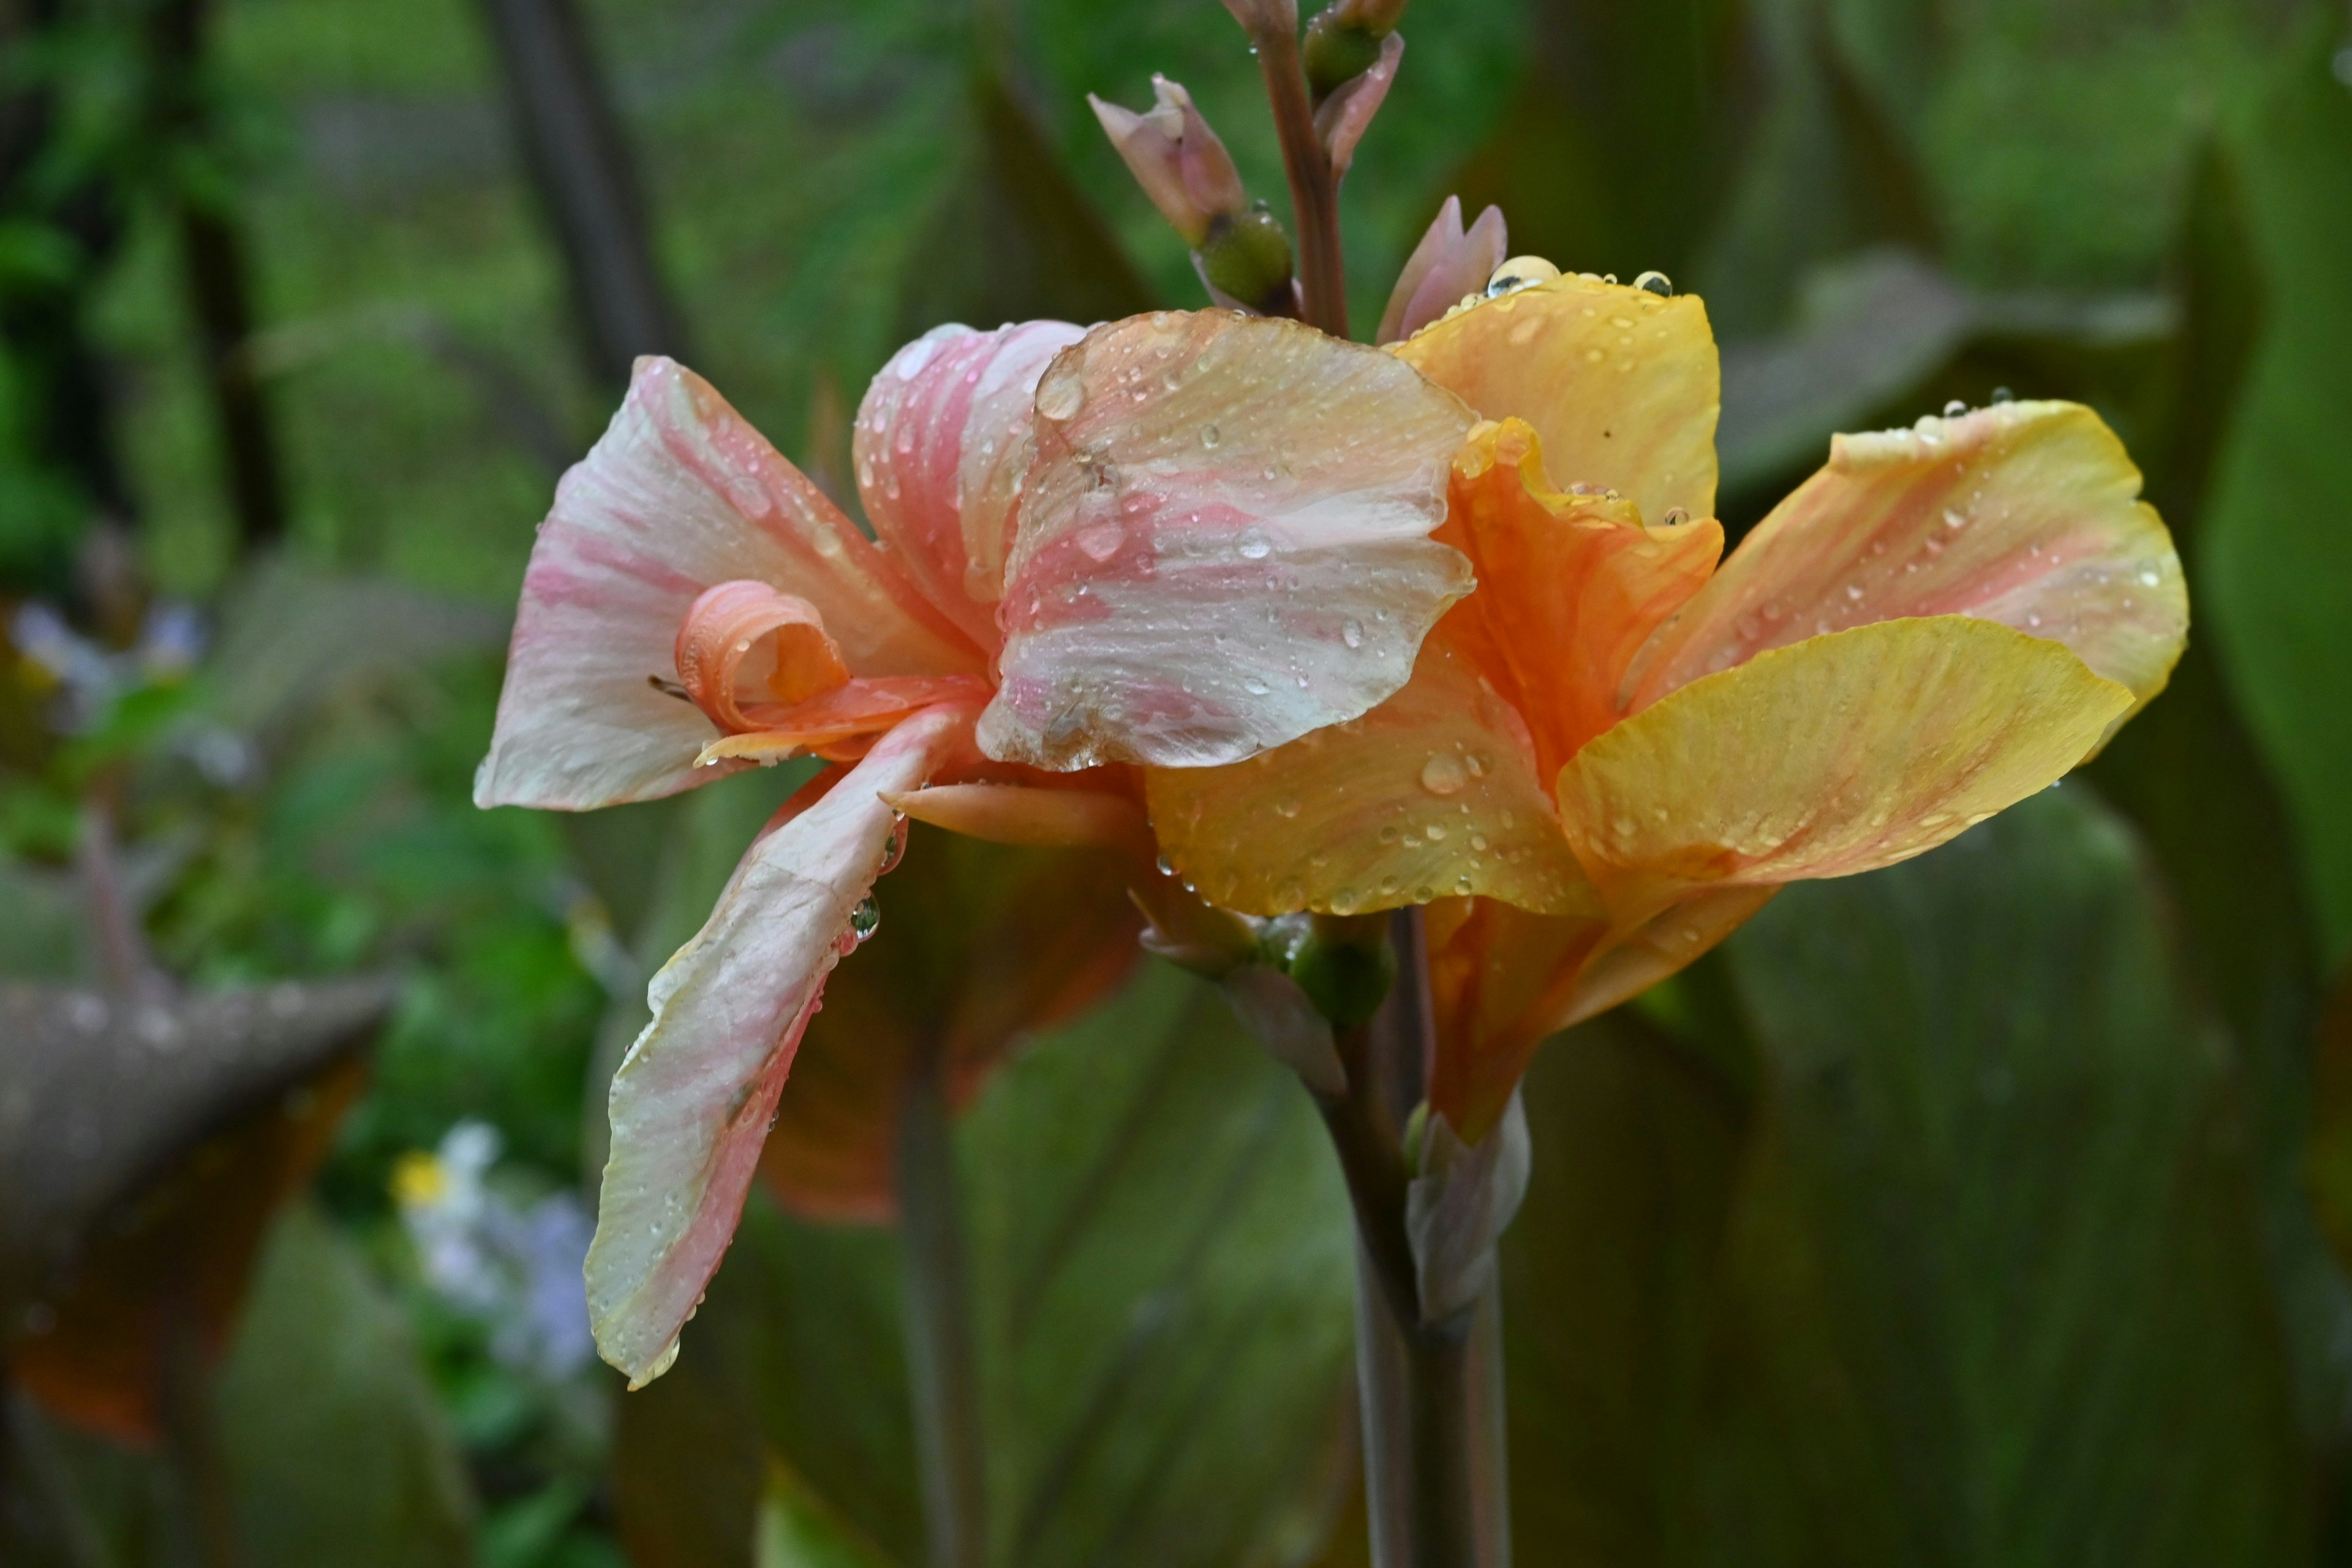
left=1144, top=633, right=1597, bottom=918
left=586, top=703, right=975, bottom=1386
left=476, top=359, right=983, bottom=812
left=1559, top=617, right=2132, bottom=920
left=1626, top=401, right=2187, bottom=737
left=1394, top=272, right=1719, bottom=526
left=981, top=311, right=1475, bottom=771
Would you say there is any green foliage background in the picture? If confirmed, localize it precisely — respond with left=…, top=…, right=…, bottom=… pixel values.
left=4, top=0, right=2351, bottom=1564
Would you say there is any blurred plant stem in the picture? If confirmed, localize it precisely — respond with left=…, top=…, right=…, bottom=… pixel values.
left=1317, top=911, right=1509, bottom=1566
left=1235, top=9, right=1349, bottom=336
left=477, top=0, right=688, bottom=391
left=77, top=793, right=154, bottom=997
left=160, top=1298, right=243, bottom=1568
left=895, top=1036, right=987, bottom=1568
left=148, top=0, right=288, bottom=558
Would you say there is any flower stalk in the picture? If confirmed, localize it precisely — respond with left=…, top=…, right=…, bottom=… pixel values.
left=1235, top=9, right=1350, bottom=336
left=895, top=1036, right=987, bottom=1568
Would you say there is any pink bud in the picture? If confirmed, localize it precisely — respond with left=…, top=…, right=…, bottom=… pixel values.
left=1315, top=31, right=1404, bottom=181
left=1375, top=195, right=1508, bottom=345
left=1088, top=75, right=1247, bottom=250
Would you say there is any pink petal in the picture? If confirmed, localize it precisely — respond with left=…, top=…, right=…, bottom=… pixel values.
left=1624, top=401, right=2187, bottom=731
left=980, top=310, right=1476, bottom=771
left=1316, top=32, right=1404, bottom=180
left=584, top=702, right=978, bottom=1386
left=475, top=358, right=982, bottom=811
left=1376, top=196, right=1507, bottom=347
left=855, top=322, right=1088, bottom=651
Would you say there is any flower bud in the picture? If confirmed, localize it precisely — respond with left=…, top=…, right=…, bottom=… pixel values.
left=1196, top=202, right=1301, bottom=317
left=1303, top=0, right=1409, bottom=103
left=1283, top=913, right=1395, bottom=1030
left=1376, top=194, right=1507, bottom=345
left=1314, top=31, right=1403, bottom=179
left=1088, top=75, right=1246, bottom=250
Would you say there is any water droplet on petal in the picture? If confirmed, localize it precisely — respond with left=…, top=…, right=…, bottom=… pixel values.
left=1944, top=399, right=1968, bottom=417
left=1341, top=618, right=1363, bottom=649
left=1200, top=423, right=1222, bottom=450
left=1419, top=753, right=1468, bottom=796
left=1634, top=270, right=1673, bottom=296
left=848, top=897, right=881, bottom=942
left=1237, top=532, right=1272, bottom=561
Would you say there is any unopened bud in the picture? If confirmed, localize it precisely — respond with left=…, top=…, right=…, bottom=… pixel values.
left=1303, top=0, right=1409, bottom=103
left=1090, top=76, right=1246, bottom=249
left=1315, top=31, right=1403, bottom=179
left=1283, top=913, right=1395, bottom=1030
left=1197, top=202, right=1300, bottom=317
left=1376, top=195, right=1507, bottom=344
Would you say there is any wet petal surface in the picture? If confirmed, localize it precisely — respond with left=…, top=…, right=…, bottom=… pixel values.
left=476, top=359, right=981, bottom=810
left=982, top=311, right=1474, bottom=771
left=856, top=321, right=1087, bottom=648
left=1626, top=401, right=2187, bottom=730
left=1395, top=272, right=1719, bottom=526
left=1558, top=617, right=2132, bottom=921
left=586, top=703, right=976, bottom=1385
left=1440, top=420, right=1721, bottom=780
left=1144, top=634, right=1597, bottom=918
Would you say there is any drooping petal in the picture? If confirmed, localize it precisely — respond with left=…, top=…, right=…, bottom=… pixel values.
left=1624, top=401, right=2187, bottom=733
left=855, top=322, right=1088, bottom=648
left=476, top=359, right=984, bottom=811
left=1556, top=617, right=2132, bottom=923
left=585, top=702, right=978, bottom=1386
left=1316, top=31, right=1404, bottom=178
left=1376, top=196, right=1509, bottom=347
left=1393, top=271, right=1720, bottom=526
left=1439, top=420, right=1721, bottom=780
left=886, top=782, right=1153, bottom=851
left=1144, top=633, right=1597, bottom=918
left=982, top=310, right=1476, bottom=771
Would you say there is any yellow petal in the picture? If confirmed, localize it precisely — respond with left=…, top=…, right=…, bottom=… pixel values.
left=1440, top=420, right=1721, bottom=779
left=1144, top=635, right=1597, bottom=918
left=1626, top=401, right=2186, bottom=740
left=1393, top=272, right=1719, bottom=526
left=1558, top=617, right=2132, bottom=919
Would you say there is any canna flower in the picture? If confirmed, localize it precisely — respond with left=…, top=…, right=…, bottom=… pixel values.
left=1148, top=262, right=2188, bottom=1142
left=475, top=309, right=1481, bottom=1383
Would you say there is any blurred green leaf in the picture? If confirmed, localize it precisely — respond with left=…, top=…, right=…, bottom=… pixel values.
left=611, top=964, right=1357, bottom=1568
left=1503, top=789, right=2310, bottom=1564
left=217, top=1199, right=480, bottom=1567
left=2204, top=39, right=2352, bottom=970
left=1706, top=788, right=2305, bottom=1565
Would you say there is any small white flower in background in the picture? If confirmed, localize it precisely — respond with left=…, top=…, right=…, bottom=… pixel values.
left=393, top=1120, right=596, bottom=1379
left=10, top=598, right=209, bottom=729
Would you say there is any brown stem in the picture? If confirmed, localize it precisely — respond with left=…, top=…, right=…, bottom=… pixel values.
left=77, top=794, right=153, bottom=996
left=1244, top=16, right=1349, bottom=337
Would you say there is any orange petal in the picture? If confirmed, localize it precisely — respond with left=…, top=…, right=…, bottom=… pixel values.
left=886, top=783, right=1152, bottom=851
left=1557, top=617, right=2132, bottom=923
left=693, top=675, right=993, bottom=767
left=1144, top=633, right=1597, bottom=918
left=477, top=358, right=984, bottom=811
left=1440, top=420, right=1721, bottom=779
left=982, top=311, right=1474, bottom=771
left=1625, top=401, right=2187, bottom=741
left=1393, top=271, right=1719, bottom=527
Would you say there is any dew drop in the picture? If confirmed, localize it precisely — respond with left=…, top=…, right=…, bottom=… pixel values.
left=1341, top=617, right=1364, bottom=649
left=1943, top=399, right=1968, bottom=417
left=1634, top=270, right=1673, bottom=296
left=848, top=897, right=881, bottom=942
left=1942, top=508, right=1967, bottom=530
left=1243, top=676, right=1270, bottom=695
left=2138, top=569, right=2161, bottom=587
left=1237, top=532, right=1272, bottom=561
left=1075, top=521, right=1124, bottom=561
left=1200, top=423, right=1222, bottom=450
left=1035, top=369, right=1085, bottom=421
left=1419, top=753, right=1469, bottom=796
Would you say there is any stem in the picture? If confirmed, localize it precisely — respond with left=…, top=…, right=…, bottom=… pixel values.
left=1244, top=15, right=1349, bottom=337
left=1316, top=908, right=1510, bottom=1566
left=77, top=794, right=152, bottom=996
left=159, top=1303, right=243, bottom=1568
left=895, top=1038, right=987, bottom=1568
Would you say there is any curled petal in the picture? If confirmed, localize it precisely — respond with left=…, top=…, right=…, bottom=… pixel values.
left=1624, top=401, right=2187, bottom=742
left=1377, top=196, right=1507, bottom=347
left=586, top=703, right=978, bottom=1386
left=1441, top=420, right=1721, bottom=780
left=886, top=783, right=1152, bottom=851
left=856, top=322, right=1088, bottom=648
left=1144, top=634, right=1597, bottom=918
left=1316, top=32, right=1404, bottom=180
left=476, top=358, right=982, bottom=811
left=982, top=311, right=1475, bottom=771
left=675, top=581, right=848, bottom=733
left=1556, top=617, right=2132, bottom=924
left=1395, top=272, right=1720, bottom=526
